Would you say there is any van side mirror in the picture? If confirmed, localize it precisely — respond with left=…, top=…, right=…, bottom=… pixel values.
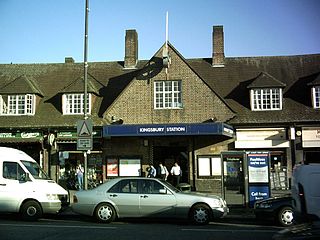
left=19, top=173, right=30, bottom=182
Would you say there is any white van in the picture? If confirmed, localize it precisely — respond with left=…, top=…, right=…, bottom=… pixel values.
left=292, top=163, right=320, bottom=222
left=0, top=147, right=68, bottom=220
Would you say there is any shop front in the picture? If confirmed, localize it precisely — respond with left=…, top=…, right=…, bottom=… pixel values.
left=54, top=129, right=103, bottom=190
left=234, top=128, right=291, bottom=197
left=0, top=130, right=45, bottom=168
left=301, top=127, right=320, bottom=163
left=103, top=123, right=234, bottom=192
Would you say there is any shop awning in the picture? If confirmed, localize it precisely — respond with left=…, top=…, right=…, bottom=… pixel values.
left=103, top=123, right=234, bottom=138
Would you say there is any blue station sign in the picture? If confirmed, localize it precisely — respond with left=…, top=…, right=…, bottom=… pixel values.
left=103, top=123, right=234, bottom=137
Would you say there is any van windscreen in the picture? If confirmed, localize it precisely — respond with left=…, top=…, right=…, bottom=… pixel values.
left=21, top=160, right=50, bottom=180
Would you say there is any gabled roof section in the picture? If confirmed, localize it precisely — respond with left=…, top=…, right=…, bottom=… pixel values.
left=59, top=73, right=102, bottom=95
left=307, top=72, right=320, bottom=86
left=0, top=75, right=44, bottom=96
left=247, top=72, right=286, bottom=89
left=142, top=41, right=236, bottom=114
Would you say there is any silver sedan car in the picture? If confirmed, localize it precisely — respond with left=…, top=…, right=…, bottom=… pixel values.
left=72, top=177, right=228, bottom=225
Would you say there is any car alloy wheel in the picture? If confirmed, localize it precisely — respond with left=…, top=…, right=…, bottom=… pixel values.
left=95, top=203, right=116, bottom=223
left=190, top=204, right=210, bottom=225
left=278, top=206, right=294, bottom=227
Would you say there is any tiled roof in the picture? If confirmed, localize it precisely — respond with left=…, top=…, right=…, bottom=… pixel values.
left=0, top=75, right=44, bottom=96
left=187, top=54, right=320, bottom=125
left=247, top=72, right=286, bottom=88
left=0, top=51, right=320, bottom=129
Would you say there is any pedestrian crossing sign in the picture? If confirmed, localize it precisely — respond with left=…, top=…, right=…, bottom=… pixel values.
left=77, top=119, right=93, bottom=151
left=77, top=119, right=93, bottom=137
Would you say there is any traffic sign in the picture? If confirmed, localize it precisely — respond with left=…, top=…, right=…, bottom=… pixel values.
left=77, top=119, right=93, bottom=151
left=77, top=119, right=93, bottom=137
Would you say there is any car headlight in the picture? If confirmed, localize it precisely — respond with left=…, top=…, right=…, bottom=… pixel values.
left=46, top=194, right=59, bottom=201
left=212, top=198, right=224, bottom=208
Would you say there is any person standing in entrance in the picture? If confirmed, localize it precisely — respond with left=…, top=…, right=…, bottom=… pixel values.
left=76, top=164, right=84, bottom=190
left=170, top=162, right=181, bottom=187
left=159, top=162, right=169, bottom=181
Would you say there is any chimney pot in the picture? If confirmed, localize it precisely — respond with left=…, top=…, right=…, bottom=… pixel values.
left=212, top=26, right=225, bottom=67
left=124, top=29, right=138, bottom=69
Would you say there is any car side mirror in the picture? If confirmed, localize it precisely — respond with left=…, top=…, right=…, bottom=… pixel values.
left=159, top=189, right=167, bottom=194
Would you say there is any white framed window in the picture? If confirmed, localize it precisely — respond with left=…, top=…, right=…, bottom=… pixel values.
left=0, top=94, right=35, bottom=115
left=250, top=88, right=282, bottom=111
left=62, top=93, right=91, bottom=115
left=312, top=86, right=320, bottom=109
left=198, top=156, right=222, bottom=177
left=154, top=80, right=182, bottom=109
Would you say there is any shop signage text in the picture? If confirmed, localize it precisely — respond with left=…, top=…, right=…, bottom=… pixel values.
left=104, top=123, right=234, bottom=137
left=0, top=132, right=42, bottom=139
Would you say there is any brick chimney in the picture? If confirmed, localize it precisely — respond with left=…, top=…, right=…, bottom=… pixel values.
left=65, top=57, right=75, bottom=63
left=124, top=29, right=138, bottom=69
left=212, top=26, right=225, bottom=67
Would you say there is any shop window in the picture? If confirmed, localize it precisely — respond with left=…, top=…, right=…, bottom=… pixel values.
left=198, top=156, right=221, bottom=177
left=250, top=88, right=282, bottom=111
left=270, top=154, right=288, bottom=191
left=154, top=80, right=182, bottom=109
left=312, top=86, right=320, bottom=109
left=0, top=94, right=35, bottom=115
left=107, top=158, right=141, bottom=177
left=305, top=151, right=320, bottom=163
left=62, top=93, right=91, bottom=115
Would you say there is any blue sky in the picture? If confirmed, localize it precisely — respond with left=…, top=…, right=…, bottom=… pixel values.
left=0, top=0, right=319, bottom=64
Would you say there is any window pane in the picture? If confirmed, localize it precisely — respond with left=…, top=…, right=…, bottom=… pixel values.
left=154, top=81, right=182, bottom=109
left=251, top=88, right=281, bottom=111
left=314, top=87, right=320, bottom=108
left=198, top=157, right=211, bottom=176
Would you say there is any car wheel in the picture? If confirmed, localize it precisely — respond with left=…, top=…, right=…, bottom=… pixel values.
left=95, top=203, right=116, bottom=223
left=190, top=203, right=211, bottom=225
left=278, top=206, right=294, bottom=227
left=20, top=200, right=42, bottom=221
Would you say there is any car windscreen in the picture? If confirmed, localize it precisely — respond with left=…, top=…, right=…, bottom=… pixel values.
left=21, top=160, right=51, bottom=180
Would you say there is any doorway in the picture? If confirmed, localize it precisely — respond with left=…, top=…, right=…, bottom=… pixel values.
left=153, top=146, right=188, bottom=184
left=222, top=152, right=246, bottom=206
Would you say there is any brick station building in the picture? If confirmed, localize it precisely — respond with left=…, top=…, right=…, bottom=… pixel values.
left=1, top=26, right=320, bottom=207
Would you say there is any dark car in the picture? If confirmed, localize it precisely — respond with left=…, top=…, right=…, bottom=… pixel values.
left=254, top=195, right=294, bottom=227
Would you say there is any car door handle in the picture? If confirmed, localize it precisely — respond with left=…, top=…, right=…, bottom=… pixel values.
left=0, top=184, right=6, bottom=186
left=140, top=195, right=148, bottom=198
left=109, top=194, right=118, bottom=197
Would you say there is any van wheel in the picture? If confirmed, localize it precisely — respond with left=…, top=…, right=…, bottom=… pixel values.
left=190, top=204, right=211, bottom=225
left=95, top=203, right=116, bottom=223
left=21, top=200, right=42, bottom=221
left=278, top=206, right=294, bottom=227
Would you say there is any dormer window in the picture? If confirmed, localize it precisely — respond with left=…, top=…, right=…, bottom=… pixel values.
left=62, top=93, right=91, bottom=115
left=250, top=88, right=282, bottom=111
left=312, top=86, right=320, bottom=109
left=0, top=94, right=35, bottom=115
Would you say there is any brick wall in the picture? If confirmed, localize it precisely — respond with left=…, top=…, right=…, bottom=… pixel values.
left=105, top=45, right=234, bottom=124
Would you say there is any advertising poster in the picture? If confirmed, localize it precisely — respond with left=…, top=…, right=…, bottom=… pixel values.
left=249, top=185, right=270, bottom=207
left=107, top=158, right=118, bottom=176
left=248, top=152, right=269, bottom=183
left=119, top=159, right=141, bottom=176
